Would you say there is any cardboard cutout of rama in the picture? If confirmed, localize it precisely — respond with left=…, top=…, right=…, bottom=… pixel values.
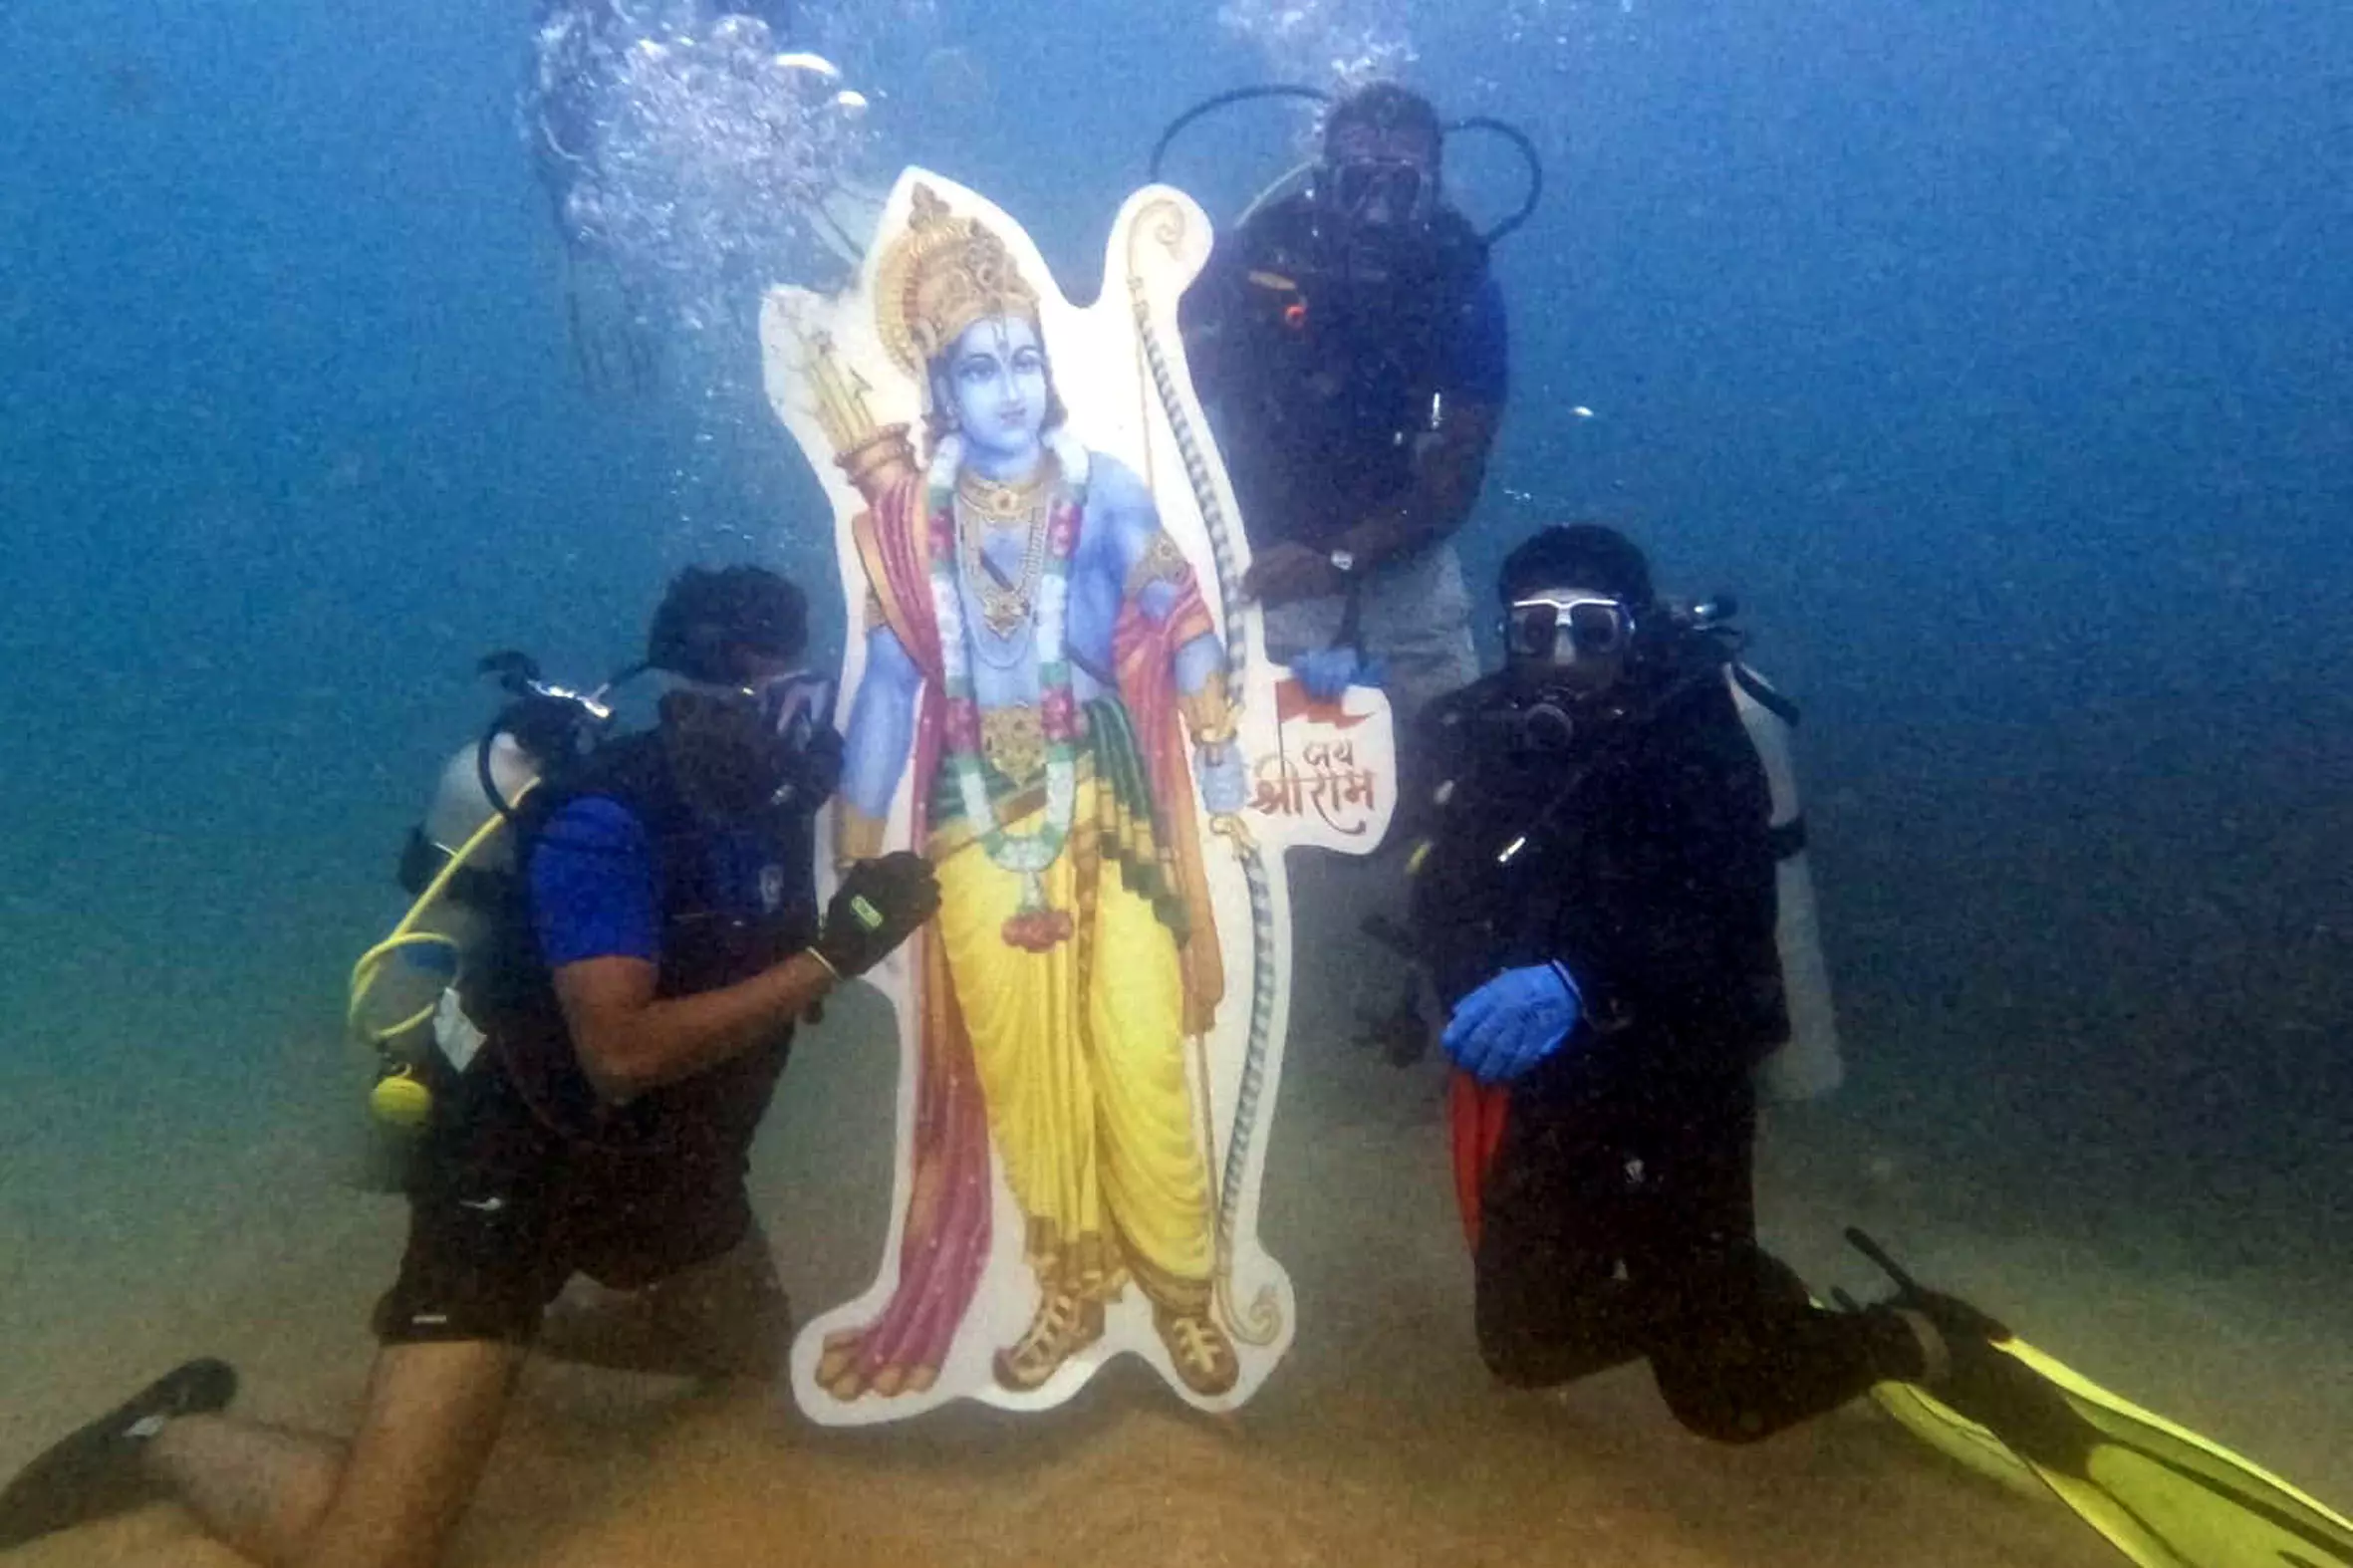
left=760, top=169, right=1397, bottom=1423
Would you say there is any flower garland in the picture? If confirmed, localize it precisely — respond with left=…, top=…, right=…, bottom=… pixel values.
left=927, top=431, right=1092, bottom=951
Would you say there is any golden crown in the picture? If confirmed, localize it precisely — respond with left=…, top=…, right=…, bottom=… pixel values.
left=874, top=184, right=1041, bottom=380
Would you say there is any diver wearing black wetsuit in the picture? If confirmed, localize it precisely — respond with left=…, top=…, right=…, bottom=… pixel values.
left=1411, top=525, right=1933, bottom=1441
left=1179, top=82, right=1504, bottom=727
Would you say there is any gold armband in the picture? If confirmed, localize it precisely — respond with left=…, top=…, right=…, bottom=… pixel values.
left=1125, top=532, right=1193, bottom=599
left=1178, top=670, right=1236, bottom=746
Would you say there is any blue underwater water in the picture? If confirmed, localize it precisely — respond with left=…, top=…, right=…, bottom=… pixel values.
left=1, top=0, right=2348, bottom=1322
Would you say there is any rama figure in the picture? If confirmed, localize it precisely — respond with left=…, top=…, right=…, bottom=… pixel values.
left=816, top=186, right=1248, bottom=1401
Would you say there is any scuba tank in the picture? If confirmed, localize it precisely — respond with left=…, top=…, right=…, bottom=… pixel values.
left=378, top=731, right=541, bottom=1101
left=1645, top=597, right=1844, bottom=1103
left=1723, top=661, right=1844, bottom=1103
left=347, top=654, right=615, bottom=1154
left=345, top=650, right=840, bottom=1166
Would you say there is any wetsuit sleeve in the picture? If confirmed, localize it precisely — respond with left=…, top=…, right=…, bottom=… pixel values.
left=528, top=796, right=660, bottom=966
left=1412, top=834, right=1503, bottom=1008
left=1405, top=690, right=1517, bottom=1006
left=1600, top=700, right=1786, bottom=1053
left=1442, top=272, right=1509, bottom=408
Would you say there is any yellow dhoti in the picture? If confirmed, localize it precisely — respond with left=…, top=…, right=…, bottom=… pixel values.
left=928, top=764, right=1214, bottom=1314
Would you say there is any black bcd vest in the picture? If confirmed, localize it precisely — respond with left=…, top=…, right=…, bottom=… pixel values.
left=1201, top=195, right=1493, bottom=549
left=461, top=730, right=817, bottom=1156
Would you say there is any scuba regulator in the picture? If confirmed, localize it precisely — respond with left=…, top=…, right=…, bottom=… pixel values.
left=1477, top=593, right=1741, bottom=758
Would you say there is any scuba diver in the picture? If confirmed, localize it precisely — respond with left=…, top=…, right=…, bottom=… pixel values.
left=1169, top=80, right=1536, bottom=730
left=0, top=565, right=940, bottom=1567
left=1163, top=80, right=1541, bottom=1062
left=1409, top=526, right=2353, bottom=1568
left=1410, top=522, right=1944, bottom=1438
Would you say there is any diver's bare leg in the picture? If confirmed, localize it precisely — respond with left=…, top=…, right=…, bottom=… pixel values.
left=536, top=1220, right=790, bottom=1381
left=146, top=1338, right=522, bottom=1568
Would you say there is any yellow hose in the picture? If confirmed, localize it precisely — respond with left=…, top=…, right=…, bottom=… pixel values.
left=347, top=779, right=540, bottom=1047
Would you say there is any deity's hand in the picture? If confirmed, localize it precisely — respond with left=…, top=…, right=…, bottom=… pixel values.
left=1242, top=543, right=1343, bottom=607
left=1194, top=741, right=1248, bottom=817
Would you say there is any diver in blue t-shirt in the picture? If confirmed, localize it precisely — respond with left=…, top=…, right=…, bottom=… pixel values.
left=1181, top=81, right=1508, bottom=732
left=0, top=567, right=939, bottom=1566
left=1178, top=82, right=1516, bottom=1064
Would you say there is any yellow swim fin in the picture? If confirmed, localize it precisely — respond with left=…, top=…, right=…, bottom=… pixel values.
left=1851, top=1229, right=2353, bottom=1568
left=1869, top=1375, right=2044, bottom=1497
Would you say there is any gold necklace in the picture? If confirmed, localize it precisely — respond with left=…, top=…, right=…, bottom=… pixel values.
left=955, top=482, right=1050, bottom=639
left=955, top=462, right=1051, bottom=526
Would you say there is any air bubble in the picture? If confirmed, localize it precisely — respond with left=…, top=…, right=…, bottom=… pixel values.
left=524, top=0, right=876, bottom=343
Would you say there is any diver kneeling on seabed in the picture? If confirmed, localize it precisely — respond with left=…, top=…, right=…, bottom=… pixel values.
left=1411, top=523, right=1937, bottom=1437
left=1409, top=524, right=2353, bottom=1568
left=0, top=565, right=940, bottom=1567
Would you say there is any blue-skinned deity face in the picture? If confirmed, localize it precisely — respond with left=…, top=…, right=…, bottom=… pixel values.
left=936, top=314, right=1053, bottom=467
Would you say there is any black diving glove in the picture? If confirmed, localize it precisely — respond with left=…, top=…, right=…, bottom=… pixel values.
left=812, top=852, right=940, bottom=978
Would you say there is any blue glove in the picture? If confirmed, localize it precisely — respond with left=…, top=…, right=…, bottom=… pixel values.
left=1195, top=743, right=1248, bottom=816
left=1440, top=963, right=1583, bottom=1084
left=1294, top=648, right=1387, bottom=701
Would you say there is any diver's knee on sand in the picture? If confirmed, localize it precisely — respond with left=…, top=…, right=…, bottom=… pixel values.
left=1471, top=1251, right=1645, bottom=1390
left=538, top=1223, right=792, bottom=1381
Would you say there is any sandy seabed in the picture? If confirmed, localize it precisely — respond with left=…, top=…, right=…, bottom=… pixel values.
left=4, top=955, right=2347, bottom=1568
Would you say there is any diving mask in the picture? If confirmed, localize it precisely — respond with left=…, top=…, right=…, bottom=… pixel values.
left=1506, top=593, right=1637, bottom=668
left=659, top=669, right=837, bottom=818
left=1326, top=156, right=1433, bottom=230
left=663, top=669, right=834, bottom=742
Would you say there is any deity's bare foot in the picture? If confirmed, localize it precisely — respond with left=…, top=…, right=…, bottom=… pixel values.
left=816, top=1332, right=937, bottom=1401
left=992, top=1291, right=1105, bottom=1393
left=1154, top=1306, right=1240, bottom=1398
left=872, top=1362, right=937, bottom=1398
left=815, top=1332, right=860, bottom=1393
